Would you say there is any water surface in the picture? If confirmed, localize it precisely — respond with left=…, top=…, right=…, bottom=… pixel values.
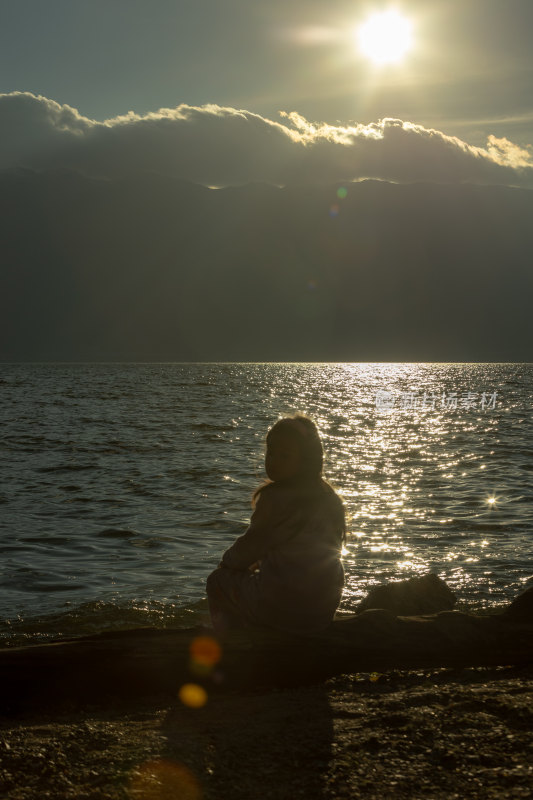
left=1, top=362, right=531, bottom=645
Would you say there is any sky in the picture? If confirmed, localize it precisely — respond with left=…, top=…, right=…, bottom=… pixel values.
left=1, top=0, right=532, bottom=360
left=2, top=0, right=533, bottom=150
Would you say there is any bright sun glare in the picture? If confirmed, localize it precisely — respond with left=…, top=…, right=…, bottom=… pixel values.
left=357, top=10, right=413, bottom=65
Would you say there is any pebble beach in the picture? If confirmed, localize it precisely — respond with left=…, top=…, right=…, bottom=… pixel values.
left=1, top=664, right=532, bottom=799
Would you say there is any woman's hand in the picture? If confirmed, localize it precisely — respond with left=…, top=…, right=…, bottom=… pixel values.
left=248, top=560, right=261, bottom=572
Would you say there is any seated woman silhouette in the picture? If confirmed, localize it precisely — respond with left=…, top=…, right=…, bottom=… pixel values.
left=206, top=414, right=346, bottom=637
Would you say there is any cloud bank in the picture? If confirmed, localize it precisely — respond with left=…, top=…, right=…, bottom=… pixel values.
left=1, top=91, right=533, bottom=187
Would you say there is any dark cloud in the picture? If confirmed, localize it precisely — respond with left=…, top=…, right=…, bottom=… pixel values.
left=1, top=93, right=532, bottom=361
left=0, top=168, right=532, bottom=361
left=1, top=92, right=532, bottom=188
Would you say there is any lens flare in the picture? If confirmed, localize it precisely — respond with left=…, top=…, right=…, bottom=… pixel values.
left=179, top=683, right=208, bottom=708
left=129, top=759, right=202, bottom=800
left=189, top=635, right=222, bottom=666
left=188, top=635, right=222, bottom=678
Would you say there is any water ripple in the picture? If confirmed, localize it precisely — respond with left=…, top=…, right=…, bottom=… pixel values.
left=0, top=361, right=532, bottom=643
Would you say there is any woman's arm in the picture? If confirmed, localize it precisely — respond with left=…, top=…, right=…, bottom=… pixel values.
left=221, top=488, right=305, bottom=570
left=220, top=492, right=274, bottom=570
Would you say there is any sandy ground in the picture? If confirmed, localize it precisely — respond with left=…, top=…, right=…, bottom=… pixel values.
left=0, top=664, right=532, bottom=799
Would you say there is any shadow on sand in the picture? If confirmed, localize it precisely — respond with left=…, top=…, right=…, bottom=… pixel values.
left=159, top=680, right=334, bottom=799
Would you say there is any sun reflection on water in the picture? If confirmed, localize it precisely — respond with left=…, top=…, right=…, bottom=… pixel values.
left=308, top=362, right=530, bottom=611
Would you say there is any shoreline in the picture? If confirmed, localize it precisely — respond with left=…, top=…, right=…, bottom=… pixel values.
left=1, top=664, right=532, bottom=799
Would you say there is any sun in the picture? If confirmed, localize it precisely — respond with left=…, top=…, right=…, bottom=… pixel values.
left=356, top=10, right=413, bottom=65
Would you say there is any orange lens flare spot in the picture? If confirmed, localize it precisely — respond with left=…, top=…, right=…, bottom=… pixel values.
left=179, top=682, right=208, bottom=708
left=129, top=758, right=202, bottom=800
left=189, top=635, right=222, bottom=666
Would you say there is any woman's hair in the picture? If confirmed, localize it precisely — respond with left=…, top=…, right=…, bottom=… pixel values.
left=251, top=413, right=347, bottom=545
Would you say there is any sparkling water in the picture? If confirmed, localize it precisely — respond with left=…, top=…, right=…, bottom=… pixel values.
left=1, top=362, right=532, bottom=646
